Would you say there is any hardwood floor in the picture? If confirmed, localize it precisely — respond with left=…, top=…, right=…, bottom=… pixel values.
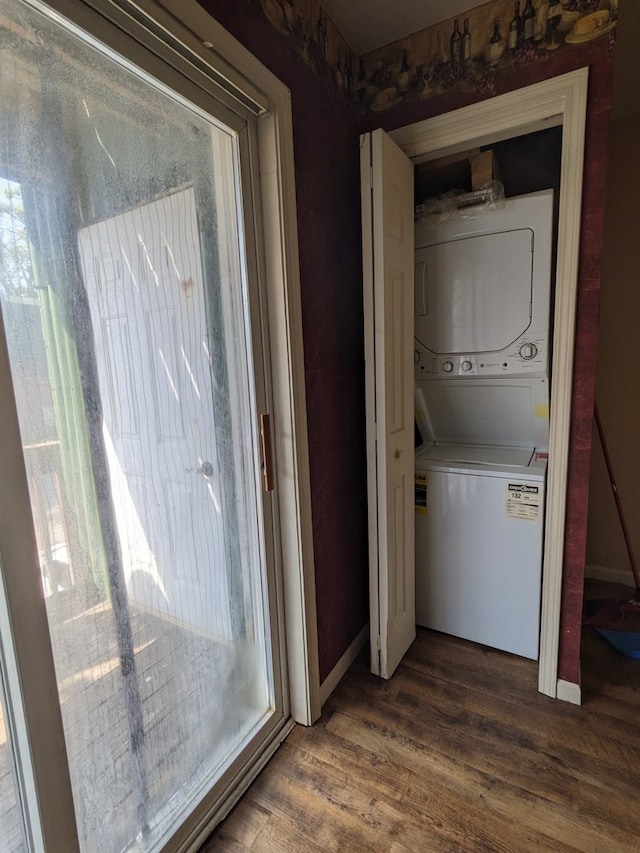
left=200, top=624, right=640, bottom=852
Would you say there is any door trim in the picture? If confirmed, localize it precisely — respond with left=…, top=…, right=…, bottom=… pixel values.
left=390, top=68, right=589, bottom=700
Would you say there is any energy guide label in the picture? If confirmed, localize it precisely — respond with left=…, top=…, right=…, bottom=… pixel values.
left=506, top=483, right=542, bottom=521
left=415, top=474, right=428, bottom=515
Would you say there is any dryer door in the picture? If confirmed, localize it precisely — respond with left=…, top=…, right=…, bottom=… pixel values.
left=415, top=227, right=533, bottom=355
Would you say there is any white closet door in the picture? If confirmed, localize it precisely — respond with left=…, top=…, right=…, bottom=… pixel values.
left=361, top=129, right=415, bottom=679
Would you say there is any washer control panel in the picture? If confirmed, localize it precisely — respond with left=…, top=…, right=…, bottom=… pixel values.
left=414, top=333, right=548, bottom=379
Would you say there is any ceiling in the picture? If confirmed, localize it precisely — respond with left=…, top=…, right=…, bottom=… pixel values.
left=320, top=0, right=481, bottom=55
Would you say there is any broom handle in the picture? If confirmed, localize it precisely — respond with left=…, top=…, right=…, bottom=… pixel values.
left=594, top=402, right=640, bottom=591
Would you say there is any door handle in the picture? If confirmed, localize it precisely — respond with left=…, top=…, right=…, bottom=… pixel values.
left=186, top=461, right=213, bottom=477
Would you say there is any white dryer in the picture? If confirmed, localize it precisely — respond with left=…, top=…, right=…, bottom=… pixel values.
left=414, top=190, right=553, bottom=380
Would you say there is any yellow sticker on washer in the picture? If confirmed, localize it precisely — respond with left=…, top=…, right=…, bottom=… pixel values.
left=506, top=483, right=542, bottom=521
left=535, top=403, right=549, bottom=419
left=415, top=474, right=428, bottom=515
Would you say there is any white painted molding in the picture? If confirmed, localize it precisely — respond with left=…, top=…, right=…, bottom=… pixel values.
left=556, top=679, right=582, bottom=706
left=539, top=69, right=588, bottom=700
left=320, top=624, right=369, bottom=706
left=585, top=563, right=634, bottom=586
left=389, top=68, right=589, bottom=701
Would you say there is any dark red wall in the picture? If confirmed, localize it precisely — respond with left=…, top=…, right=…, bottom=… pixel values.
left=197, top=0, right=368, bottom=681
left=362, top=42, right=615, bottom=686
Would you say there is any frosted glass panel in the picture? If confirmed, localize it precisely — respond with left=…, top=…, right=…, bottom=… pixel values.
left=0, top=1, right=274, bottom=851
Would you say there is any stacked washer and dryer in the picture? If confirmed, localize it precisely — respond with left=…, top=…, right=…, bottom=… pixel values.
left=413, top=190, right=554, bottom=660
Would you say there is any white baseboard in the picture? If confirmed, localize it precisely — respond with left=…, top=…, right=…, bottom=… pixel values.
left=556, top=678, right=582, bottom=705
left=585, top=563, right=634, bottom=586
left=319, top=624, right=369, bottom=707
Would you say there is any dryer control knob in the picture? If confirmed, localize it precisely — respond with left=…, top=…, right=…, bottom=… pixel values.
left=442, top=360, right=454, bottom=373
left=519, top=342, right=538, bottom=360
left=461, top=360, right=472, bottom=372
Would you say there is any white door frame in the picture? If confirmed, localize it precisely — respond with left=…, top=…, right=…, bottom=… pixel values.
left=390, top=68, right=589, bottom=701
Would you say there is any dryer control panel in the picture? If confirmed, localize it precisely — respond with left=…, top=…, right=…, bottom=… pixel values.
left=414, top=330, right=548, bottom=379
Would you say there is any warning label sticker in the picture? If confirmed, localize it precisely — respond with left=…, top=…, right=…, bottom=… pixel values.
left=506, top=482, right=542, bottom=521
left=415, top=474, right=428, bottom=515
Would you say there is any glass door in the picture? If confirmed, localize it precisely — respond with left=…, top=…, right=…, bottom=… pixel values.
left=0, top=0, right=285, bottom=849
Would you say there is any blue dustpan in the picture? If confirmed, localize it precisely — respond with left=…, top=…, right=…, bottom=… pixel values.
left=594, top=628, right=640, bottom=660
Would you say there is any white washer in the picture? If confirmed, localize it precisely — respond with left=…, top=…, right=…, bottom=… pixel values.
left=415, top=442, right=547, bottom=660
left=413, top=375, right=549, bottom=659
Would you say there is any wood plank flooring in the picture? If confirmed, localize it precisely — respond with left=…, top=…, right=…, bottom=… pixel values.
left=200, top=623, right=640, bottom=852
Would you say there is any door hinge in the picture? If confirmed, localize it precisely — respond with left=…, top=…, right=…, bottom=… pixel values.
left=259, top=413, right=275, bottom=492
left=370, top=165, right=374, bottom=189
left=376, top=634, right=381, bottom=651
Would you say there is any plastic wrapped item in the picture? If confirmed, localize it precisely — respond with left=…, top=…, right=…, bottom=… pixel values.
left=415, top=180, right=506, bottom=225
